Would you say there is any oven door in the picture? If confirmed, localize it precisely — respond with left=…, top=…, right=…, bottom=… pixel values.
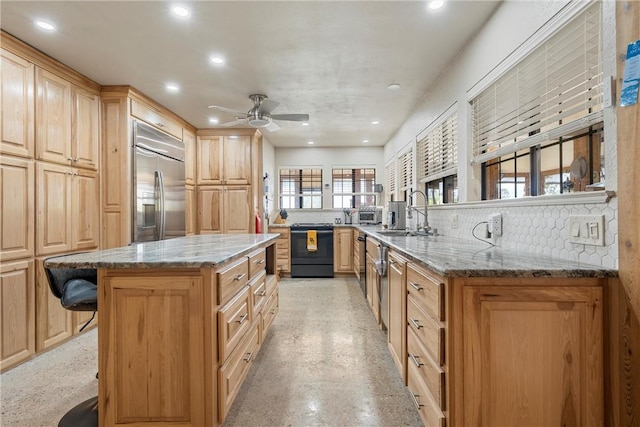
left=290, top=229, right=334, bottom=264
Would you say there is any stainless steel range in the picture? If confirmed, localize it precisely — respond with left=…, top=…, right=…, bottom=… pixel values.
left=290, top=223, right=334, bottom=278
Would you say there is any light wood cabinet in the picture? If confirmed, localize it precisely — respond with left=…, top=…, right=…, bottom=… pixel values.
left=333, top=228, right=353, bottom=273
left=71, top=86, right=99, bottom=170
left=36, top=162, right=99, bottom=256
left=1, top=157, right=34, bottom=261
left=184, top=128, right=196, bottom=185
left=268, top=227, right=290, bottom=275
left=185, top=184, right=196, bottom=236
left=0, top=260, right=35, bottom=371
left=353, top=229, right=364, bottom=279
left=36, top=68, right=72, bottom=165
left=197, top=186, right=251, bottom=234
left=365, top=251, right=380, bottom=325
left=131, top=98, right=183, bottom=140
left=34, top=258, right=72, bottom=352
left=197, top=135, right=251, bottom=185
left=462, top=283, right=603, bottom=426
left=387, top=250, right=407, bottom=382
left=1, top=48, right=34, bottom=158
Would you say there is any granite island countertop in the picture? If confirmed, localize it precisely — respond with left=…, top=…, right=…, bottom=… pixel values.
left=360, top=227, right=617, bottom=278
left=44, top=234, right=280, bottom=269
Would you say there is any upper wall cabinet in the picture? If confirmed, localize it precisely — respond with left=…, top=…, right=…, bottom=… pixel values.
left=197, top=135, right=251, bottom=185
left=131, top=98, right=182, bottom=140
left=184, top=128, right=196, bottom=185
left=71, top=86, right=99, bottom=170
left=1, top=49, right=34, bottom=159
left=36, top=68, right=72, bottom=165
left=35, top=68, right=99, bottom=170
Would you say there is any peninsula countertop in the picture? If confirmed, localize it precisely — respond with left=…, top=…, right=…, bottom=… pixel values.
left=44, top=234, right=280, bottom=269
left=360, top=227, right=617, bottom=279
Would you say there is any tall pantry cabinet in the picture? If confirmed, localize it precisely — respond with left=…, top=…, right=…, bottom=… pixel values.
left=0, top=32, right=101, bottom=371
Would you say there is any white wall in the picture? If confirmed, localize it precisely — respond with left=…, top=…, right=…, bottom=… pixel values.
left=262, top=137, right=276, bottom=217
left=272, top=146, right=385, bottom=220
left=383, top=0, right=618, bottom=268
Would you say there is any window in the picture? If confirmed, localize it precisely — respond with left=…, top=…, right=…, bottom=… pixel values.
left=385, top=161, right=396, bottom=203
left=398, top=148, right=413, bottom=201
left=279, top=168, right=322, bottom=209
left=417, top=109, right=458, bottom=204
left=471, top=3, right=604, bottom=200
left=332, top=168, right=376, bottom=208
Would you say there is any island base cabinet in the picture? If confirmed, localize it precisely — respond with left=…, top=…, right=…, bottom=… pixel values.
left=98, top=270, right=207, bottom=427
left=462, top=285, right=603, bottom=427
left=218, top=321, right=260, bottom=423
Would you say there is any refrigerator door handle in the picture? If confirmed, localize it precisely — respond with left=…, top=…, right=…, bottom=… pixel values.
left=156, top=170, right=166, bottom=240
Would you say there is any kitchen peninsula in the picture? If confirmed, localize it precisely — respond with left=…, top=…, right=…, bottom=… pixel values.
left=45, top=234, right=280, bottom=426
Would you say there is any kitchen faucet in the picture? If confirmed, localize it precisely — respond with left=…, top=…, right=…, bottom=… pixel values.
left=408, top=190, right=432, bottom=234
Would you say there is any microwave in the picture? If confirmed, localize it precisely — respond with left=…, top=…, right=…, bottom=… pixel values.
left=358, top=207, right=382, bottom=224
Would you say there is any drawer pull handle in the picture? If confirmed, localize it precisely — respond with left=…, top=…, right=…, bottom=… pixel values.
left=409, top=281, right=423, bottom=291
left=156, top=122, right=165, bottom=127
left=258, top=290, right=267, bottom=297
left=409, top=353, right=424, bottom=367
left=234, top=273, right=247, bottom=281
left=255, top=259, right=265, bottom=265
left=243, top=351, right=254, bottom=363
left=237, top=313, right=248, bottom=324
left=270, top=309, right=276, bottom=315
left=410, top=393, right=424, bottom=410
left=409, top=317, right=422, bottom=329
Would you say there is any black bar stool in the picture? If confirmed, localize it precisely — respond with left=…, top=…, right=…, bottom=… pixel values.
left=44, top=264, right=98, bottom=427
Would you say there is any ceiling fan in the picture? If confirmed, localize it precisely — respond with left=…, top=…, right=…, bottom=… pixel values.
left=208, top=94, right=309, bottom=132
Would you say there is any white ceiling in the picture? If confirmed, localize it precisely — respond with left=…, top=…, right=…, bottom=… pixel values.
left=1, top=1, right=499, bottom=148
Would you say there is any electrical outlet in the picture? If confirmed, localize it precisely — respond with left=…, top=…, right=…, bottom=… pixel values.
left=488, top=213, right=502, bottom=236
left=451, top=214, right=458, bottom=229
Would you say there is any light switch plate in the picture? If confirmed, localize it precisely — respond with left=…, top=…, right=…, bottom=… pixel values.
left=568, top=215, right=605, bottom=246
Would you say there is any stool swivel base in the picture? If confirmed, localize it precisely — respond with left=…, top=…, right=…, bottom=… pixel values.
left=58, top=396, right=98, bottom=427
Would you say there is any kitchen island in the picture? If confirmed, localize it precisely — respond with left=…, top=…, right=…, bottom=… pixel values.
left=45, top=234, right=280, bottom=427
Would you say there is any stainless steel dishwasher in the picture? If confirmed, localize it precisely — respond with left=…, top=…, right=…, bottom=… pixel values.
left=375, top=243, right=389, bottom=331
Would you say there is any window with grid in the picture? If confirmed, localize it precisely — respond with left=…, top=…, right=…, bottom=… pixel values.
left=279, top=168, right=323, bottom=209
left=471, top=3, right=604, bottom=199
left=417, top=111, right=458, bottom=204
left=332, top=168, right=376, bottom=208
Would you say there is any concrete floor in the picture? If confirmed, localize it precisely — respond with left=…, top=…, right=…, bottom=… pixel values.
left=1, top=277, right=422, bottom=426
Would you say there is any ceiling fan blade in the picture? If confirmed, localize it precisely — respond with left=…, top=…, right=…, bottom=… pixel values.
left=258, top=99, right=280, bottom=114
left=208, top=105, right=247, bottom=115
left=263, top=121, right=281, bottom=133
left=219, top=118, right=248, bottom=127
left=271, top=114, right=310, bottom=122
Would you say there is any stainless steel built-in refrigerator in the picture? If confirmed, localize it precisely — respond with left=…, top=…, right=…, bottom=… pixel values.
left=132, top=120, right=185, bottom=242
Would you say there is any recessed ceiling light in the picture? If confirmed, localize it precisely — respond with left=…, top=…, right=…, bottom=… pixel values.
left=428, top=0, right=445, bottom=10
left=301, top=122, right=310, bottom=126
left=35, top=20, right=56, bottom=31
left=166, top=83, right=179, bottom=92
left=308, top=141, right=315, bottom=145
left=387, top=83, right=401, bottom=90
left=210, top=56, right=225, bottom=65
left=363, top=139, right=369, bottom=143
left=229, top=135, right=238, bottom=139
left=371, top=121, right=380, bottom=125
left=171, top=5, right=190, bottom=17
left=209, top=117, right=219, bottom=124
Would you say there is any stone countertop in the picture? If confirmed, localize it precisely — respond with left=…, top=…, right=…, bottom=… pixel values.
left=360, top=227, right=617, bottom=278
left=44, top=234, right=280, bottom=269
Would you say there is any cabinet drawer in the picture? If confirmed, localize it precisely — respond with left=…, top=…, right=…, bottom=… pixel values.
left=131, top=99, right=183, bottom=140
left=407, top=358, right=445, bottom=427
left=218, top=286, right=251, bottom=363
left=218, top=321, right=260, bottom=423
left=407, top=295, right=444, bottom=366
left=261, top=289, right=279, bottom=340
left=217, top=257, right=249, bottom=305
left=247, top=248, right=266, bottom=279
left=366, top=238, right=380, bottom=256
left=265, top=273, right=277, bottom=297
left=408, top=326, right=445, bottom=409
left=407, top=263, right=445, bottom=321
left=249, top=270, right=268, bottom=317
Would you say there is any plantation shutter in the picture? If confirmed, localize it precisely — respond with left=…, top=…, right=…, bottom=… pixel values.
left=417, top=112, right=458, bottom=182
left=399, top=149, right=413, bottom=190
left=471, top=2, right=602, bottom=164
left=386, top=161, right=396, bottom=195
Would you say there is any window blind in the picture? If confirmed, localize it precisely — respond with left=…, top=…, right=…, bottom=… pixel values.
left=417, top=112, right=458, bottom=182
left=386, top=161, right=396, bottom=196
left=399, top=149, right=413, bottom=190
left=471, top=2, right=602, bottom=164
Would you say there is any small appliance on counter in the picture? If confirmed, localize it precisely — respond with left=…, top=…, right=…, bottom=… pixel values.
left=387, top=201, right=406, bottom=230
left=358, top=206, right=382, bottom=224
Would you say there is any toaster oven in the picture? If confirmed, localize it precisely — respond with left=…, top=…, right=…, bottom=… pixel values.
left=358, top=207, right=382, bottom=224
